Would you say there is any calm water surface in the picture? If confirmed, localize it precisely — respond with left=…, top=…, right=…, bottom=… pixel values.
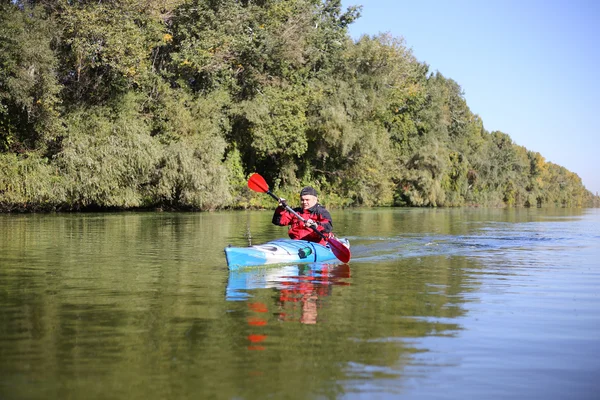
left=1, top=208, right=599, bottom=399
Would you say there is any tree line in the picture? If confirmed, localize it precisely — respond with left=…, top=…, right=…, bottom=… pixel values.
left=1, top=0, right=598, bottom=212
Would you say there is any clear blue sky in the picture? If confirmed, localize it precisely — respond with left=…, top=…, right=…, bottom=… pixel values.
left=341, top=0, right=600, bottom=195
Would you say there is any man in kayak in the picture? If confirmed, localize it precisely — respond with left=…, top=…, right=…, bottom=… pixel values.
left=272, top=186, right=333, bottom=245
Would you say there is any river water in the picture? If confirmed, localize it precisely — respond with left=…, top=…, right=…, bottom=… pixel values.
left=1, top=208, right=599, bottom=399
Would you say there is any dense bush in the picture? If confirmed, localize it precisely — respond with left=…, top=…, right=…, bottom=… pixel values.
left=0, top=1, right=597, bottom=211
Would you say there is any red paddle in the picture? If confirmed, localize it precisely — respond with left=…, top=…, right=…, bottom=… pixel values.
left=248, top=173, right=351, bottom=263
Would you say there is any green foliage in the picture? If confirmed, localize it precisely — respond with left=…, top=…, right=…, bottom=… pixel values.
left=0, top=152, right=65, bottom=212
left=53, top=92, right=231, bottom=210
left=441, top=151, right=469, bottom=206
left=0, top=1, right=597, bottom=212
left=0, top=3, right=63, bottom=152
left=56, top=0, right=166, bottom=104
left=55, top=95, right=161, bottom=209
left=235, top=84, right=308, bottom=163
left=147, top=86, right=232, bottom=209
left=151, top=136, right=231, bottom=210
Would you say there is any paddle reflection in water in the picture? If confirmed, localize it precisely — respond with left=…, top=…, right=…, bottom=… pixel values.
left=226, top=263, right=351, bottom=349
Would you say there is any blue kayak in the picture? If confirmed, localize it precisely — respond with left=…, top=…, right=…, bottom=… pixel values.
left=225, top=238, right=350, bottom=269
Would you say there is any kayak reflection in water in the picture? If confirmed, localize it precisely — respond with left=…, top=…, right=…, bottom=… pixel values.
left=226, top=263, right=351, bottom=351
left=272, top=186, right=333, bottom=245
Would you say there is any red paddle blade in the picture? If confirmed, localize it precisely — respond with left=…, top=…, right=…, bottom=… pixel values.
left=328, top=237, right=351, bottom=263
left=248, top=173, right=269, bottom=193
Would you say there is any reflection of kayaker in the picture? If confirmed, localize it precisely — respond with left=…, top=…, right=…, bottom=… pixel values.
left=225, top=263, right=350, bottom=302
left=278, top=263, right=351, bottom=325
left=239, top=263, right=350, bottom=351
left=247, top=302, right=268, bottom=351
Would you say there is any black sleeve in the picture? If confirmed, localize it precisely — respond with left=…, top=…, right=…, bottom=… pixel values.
left=317, top=206, right=333, bottom=233
left=272, top=206, right=285, bottom=226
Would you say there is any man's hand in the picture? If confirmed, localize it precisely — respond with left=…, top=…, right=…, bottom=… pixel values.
left=305, top=219, right=317, bottom=229
left=278, top=198, right=288, bottom=208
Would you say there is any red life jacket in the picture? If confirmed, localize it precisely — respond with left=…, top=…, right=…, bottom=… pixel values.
left=272, top=204, right=333, bottom=245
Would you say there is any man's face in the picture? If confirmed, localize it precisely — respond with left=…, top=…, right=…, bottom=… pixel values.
left=300, top=194, right=318, bottom=210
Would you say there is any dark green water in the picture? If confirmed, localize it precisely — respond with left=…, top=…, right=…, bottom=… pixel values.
left=1, top=208, right=599, bottom=399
